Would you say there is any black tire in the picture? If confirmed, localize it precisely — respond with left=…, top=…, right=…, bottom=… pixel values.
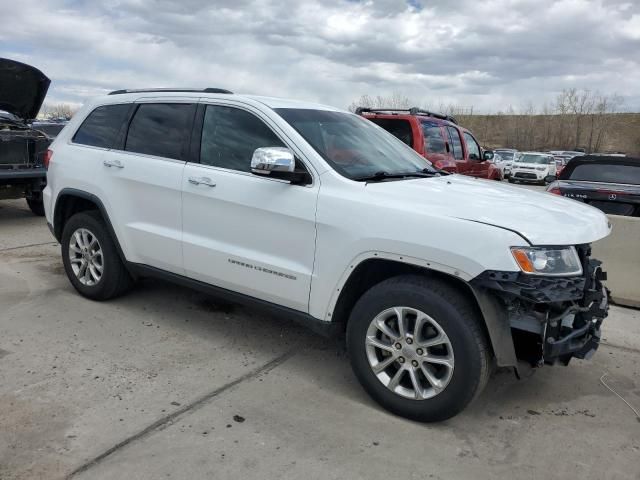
left=507, top=177, right=515, bottom=183
left=346, top=275, right=491, bottom=422
left=61, top=211, right=133, bottom=300
left=26, top=198, right=45, bottom=216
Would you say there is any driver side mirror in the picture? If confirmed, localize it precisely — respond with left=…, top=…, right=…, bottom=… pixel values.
left=483, top=150, right=495, bottom=161
left=251, top=147, right=311, bottom=185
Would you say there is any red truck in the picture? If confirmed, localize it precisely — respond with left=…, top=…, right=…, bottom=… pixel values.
left=356, top=107, right=501, bottom=180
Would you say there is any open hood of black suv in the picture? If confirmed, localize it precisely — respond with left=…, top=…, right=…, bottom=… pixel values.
left=0, top=58, right=50, bottom=121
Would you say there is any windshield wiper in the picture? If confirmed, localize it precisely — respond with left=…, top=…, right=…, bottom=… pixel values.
left=354, top=170, right=440, bottom=182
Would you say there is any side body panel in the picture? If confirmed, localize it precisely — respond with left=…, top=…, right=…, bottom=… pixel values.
left=181, top=99, right=321, bottom=312
left=308, top=173, right=528, bottom=321
left=95, top=148, right=186, bottom=274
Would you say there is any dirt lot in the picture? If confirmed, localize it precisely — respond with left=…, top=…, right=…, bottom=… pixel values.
left=1, top=195, right=639, bottom=480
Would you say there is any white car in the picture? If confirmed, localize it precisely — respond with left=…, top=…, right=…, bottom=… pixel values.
left=508, top=152, right=558, bottom=185
left=43, top=89, right=611, bottom=422
left=493, top=148, right=518, bottom=178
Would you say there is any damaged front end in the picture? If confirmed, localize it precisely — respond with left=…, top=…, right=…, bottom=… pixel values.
left=471, top=245, right=609, bottom=368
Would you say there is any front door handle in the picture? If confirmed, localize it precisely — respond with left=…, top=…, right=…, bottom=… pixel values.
left=188, top=176, right=216, bottom=187
left=103, top=159, right=124, bottom=168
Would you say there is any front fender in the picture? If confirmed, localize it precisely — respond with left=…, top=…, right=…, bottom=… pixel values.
left=323, top=250, right=475, bottom=322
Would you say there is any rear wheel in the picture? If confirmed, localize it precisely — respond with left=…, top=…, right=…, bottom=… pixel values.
left=346, top=275, right=491, bottom=422
left=26, top=198, right=45, bottom=216
left=61, top=211, right=133, bottom=300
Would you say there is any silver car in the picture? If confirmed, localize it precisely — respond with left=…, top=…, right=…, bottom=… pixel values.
left=493, top=148, right=518, bottom=178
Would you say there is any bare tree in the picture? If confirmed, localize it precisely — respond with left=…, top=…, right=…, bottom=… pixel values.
left=41, top=103, right=77, bottom=120
left=347, top=93, right=413, bottom=112
left=347, top=89, right=629, bottom=153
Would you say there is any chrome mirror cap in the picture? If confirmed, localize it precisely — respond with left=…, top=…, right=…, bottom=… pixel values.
left=251, top=147, right=295, bottom=174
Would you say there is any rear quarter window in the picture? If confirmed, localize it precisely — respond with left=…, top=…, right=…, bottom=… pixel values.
left=72, top=104, right=131, bottom=148
left=566, top=163, right=640, bottom=184
left=368, top=118, right=414, bottom=148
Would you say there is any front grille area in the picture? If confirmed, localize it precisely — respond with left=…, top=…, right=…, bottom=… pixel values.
left=513, top=172, right=537, bottom=180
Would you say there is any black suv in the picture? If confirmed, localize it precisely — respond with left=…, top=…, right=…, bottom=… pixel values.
left=0, top=58, right=52, bottom=215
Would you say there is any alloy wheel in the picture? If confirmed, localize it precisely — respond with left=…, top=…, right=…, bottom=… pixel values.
left=68, top=228, right=104, bottom=286
left=365, top=306, right=455, bottom=400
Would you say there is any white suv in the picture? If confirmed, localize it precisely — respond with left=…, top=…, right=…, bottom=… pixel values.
left=44, top=88, right=611, bottom=421
left=508, top=152, right=557, bottom=185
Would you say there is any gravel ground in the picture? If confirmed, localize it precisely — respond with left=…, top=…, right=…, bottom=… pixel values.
left=1, top=196, right=638, bottom=480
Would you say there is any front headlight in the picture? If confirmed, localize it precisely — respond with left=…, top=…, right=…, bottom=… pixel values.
left=536, top=166, right=546, bottom=171
left=511, top=246, right=583, bottom=276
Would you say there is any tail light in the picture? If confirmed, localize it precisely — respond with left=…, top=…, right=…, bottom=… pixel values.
left=43, top=149, right=53, bottom=169
left=547, top=184, right=561, bottom=195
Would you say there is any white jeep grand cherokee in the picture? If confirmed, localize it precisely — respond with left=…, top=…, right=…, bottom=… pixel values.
left=43, top=88, right=611, bottom=421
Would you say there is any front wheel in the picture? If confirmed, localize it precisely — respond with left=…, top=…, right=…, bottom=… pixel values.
left=508, top=177, right=515, bottom=183
left=346, top=275, right=491, bottom=422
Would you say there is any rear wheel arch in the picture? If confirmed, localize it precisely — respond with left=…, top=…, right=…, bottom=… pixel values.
left=53, top=189, right=127, bottom=264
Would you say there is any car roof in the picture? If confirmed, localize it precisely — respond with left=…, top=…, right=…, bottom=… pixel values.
left=89, top=90, right=343, bottom=113
left=566, top=154, right=640, bottom=166
left=519, top=151, right=553, bottom=156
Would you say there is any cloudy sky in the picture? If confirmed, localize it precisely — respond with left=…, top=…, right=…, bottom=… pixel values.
left=2, top=0, right=639, bottom=112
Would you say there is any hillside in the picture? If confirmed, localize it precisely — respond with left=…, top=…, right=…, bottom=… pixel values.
left=460, top=113, right=640, bottom=156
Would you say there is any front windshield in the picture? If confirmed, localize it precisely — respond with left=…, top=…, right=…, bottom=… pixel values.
left=516, top=154, right=553, bottom=164
left=276, top=108, right=436, bottom=180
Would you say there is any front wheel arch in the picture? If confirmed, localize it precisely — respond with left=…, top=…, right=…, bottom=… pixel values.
left=331, top=258, right=514, bottom=362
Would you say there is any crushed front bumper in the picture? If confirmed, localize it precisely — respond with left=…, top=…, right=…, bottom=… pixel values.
left=471, top=245, right=609, bottom=366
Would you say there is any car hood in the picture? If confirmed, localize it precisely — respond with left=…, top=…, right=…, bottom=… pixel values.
left=366, top=175, right=611, bottom=245
left=0, top=58, right=50, bottom=120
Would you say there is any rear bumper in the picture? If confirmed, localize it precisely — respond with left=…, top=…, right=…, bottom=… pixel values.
left=0, top=167, right=46, bottom=183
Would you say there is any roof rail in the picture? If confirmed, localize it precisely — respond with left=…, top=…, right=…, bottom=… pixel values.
left=355, top=106, right=458, bottom=125
left=108, top=87, right=233, bottom=95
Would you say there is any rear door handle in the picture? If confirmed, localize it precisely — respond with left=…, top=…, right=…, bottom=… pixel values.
left=103, top=159, right=124, bottom=169
left=188, top=176, right=216, bottom=187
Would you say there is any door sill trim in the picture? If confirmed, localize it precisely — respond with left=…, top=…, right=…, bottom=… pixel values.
left=127, top=262, right=341, bottom=338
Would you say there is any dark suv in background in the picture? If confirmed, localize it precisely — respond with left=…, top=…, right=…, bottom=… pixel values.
left=356, top=107, right=500, bottom=180
left=0, top=58, right=52, bottom=215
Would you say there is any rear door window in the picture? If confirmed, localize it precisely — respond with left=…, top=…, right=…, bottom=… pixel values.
left=72, top=104, right=131, bottom=149
left=368, top=118, right=413, bottom=147
left=421, top=122, right=446, bottom=154
left=446, top=127, right=463, bottom=160
left=567, top=163, right=640, bottom=184
left=125, top=103, right=195, bottom=160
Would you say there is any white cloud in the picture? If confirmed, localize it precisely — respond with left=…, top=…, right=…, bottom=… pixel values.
left=1, top=0, right=639, bottom=112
